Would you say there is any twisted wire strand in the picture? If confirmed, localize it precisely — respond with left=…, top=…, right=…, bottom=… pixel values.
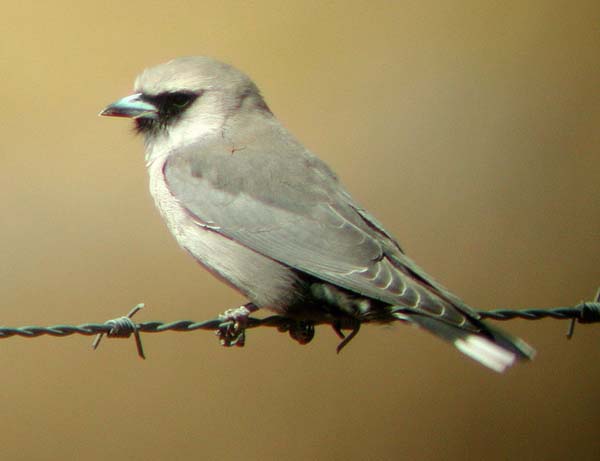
left=1, top=303, right=598, bottom=339
left=477, top=303, right=600, bottom=323
left=0, top=295, right=598, bottom=359
left=0, top=317, right=296, bottom=339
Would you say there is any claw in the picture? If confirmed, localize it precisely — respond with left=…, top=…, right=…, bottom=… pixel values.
left=335, top=321, right=361, bottom=354
left=216, top=303, right=258, bottom=347
left=332, top=323, right=346, bottom=340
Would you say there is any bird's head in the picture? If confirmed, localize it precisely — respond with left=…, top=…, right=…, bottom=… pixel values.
left=100, top=56, right=270, bottom=153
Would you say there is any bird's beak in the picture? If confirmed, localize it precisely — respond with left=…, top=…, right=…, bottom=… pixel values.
left=99, top=93, right=158, bottom=119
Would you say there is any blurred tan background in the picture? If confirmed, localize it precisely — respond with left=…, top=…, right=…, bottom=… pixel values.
left=1, top=1, right=599, bottom=460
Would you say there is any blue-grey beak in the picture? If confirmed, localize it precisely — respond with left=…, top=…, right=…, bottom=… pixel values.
left=99, top=93, right=158, bottom=119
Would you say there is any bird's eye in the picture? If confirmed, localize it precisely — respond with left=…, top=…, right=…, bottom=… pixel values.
left=169, top=92, right=196, bottom=108
left=150, top=90, right=201, bottom=124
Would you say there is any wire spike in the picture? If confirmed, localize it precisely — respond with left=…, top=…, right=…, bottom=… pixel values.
left=92, top=304, right=145, bottom=359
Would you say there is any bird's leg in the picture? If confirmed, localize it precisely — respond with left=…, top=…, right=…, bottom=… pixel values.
left=217, top=302, right=258, bottom=347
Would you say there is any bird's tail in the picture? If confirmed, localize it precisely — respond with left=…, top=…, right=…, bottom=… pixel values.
left=399, top=313, right=535, bottom=373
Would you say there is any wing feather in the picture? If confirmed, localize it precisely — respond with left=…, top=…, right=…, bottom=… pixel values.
left=163, top=128, right=477, bottom=328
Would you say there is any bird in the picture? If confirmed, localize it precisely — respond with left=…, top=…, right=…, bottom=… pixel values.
left=100, top=56, right=535, bottom=372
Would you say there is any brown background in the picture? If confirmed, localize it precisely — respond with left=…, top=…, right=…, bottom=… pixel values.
left=1, top=1, right=599, bottom=460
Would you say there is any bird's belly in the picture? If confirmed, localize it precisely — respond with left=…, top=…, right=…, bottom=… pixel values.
left=146, top=158, right=298, bottom=311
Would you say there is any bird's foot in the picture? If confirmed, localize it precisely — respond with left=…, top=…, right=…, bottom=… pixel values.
left=217, top=303, right=258, bottom=347
left=286, top=320, right=315, bottom=345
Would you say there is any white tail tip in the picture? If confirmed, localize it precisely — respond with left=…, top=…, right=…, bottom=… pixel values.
left=454, top=335, right=516, bottom=373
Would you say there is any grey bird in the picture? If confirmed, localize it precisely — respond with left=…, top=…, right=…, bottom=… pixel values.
left=100, top=56, right=534, bottom=372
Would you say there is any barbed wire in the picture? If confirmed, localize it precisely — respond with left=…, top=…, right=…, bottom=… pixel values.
left=1, top=289, right=598, bottom=359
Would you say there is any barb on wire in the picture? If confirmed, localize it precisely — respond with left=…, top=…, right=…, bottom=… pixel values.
left=92, top=304, right=146, bottom=359
left=0, top=289, right=598, bottom=359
